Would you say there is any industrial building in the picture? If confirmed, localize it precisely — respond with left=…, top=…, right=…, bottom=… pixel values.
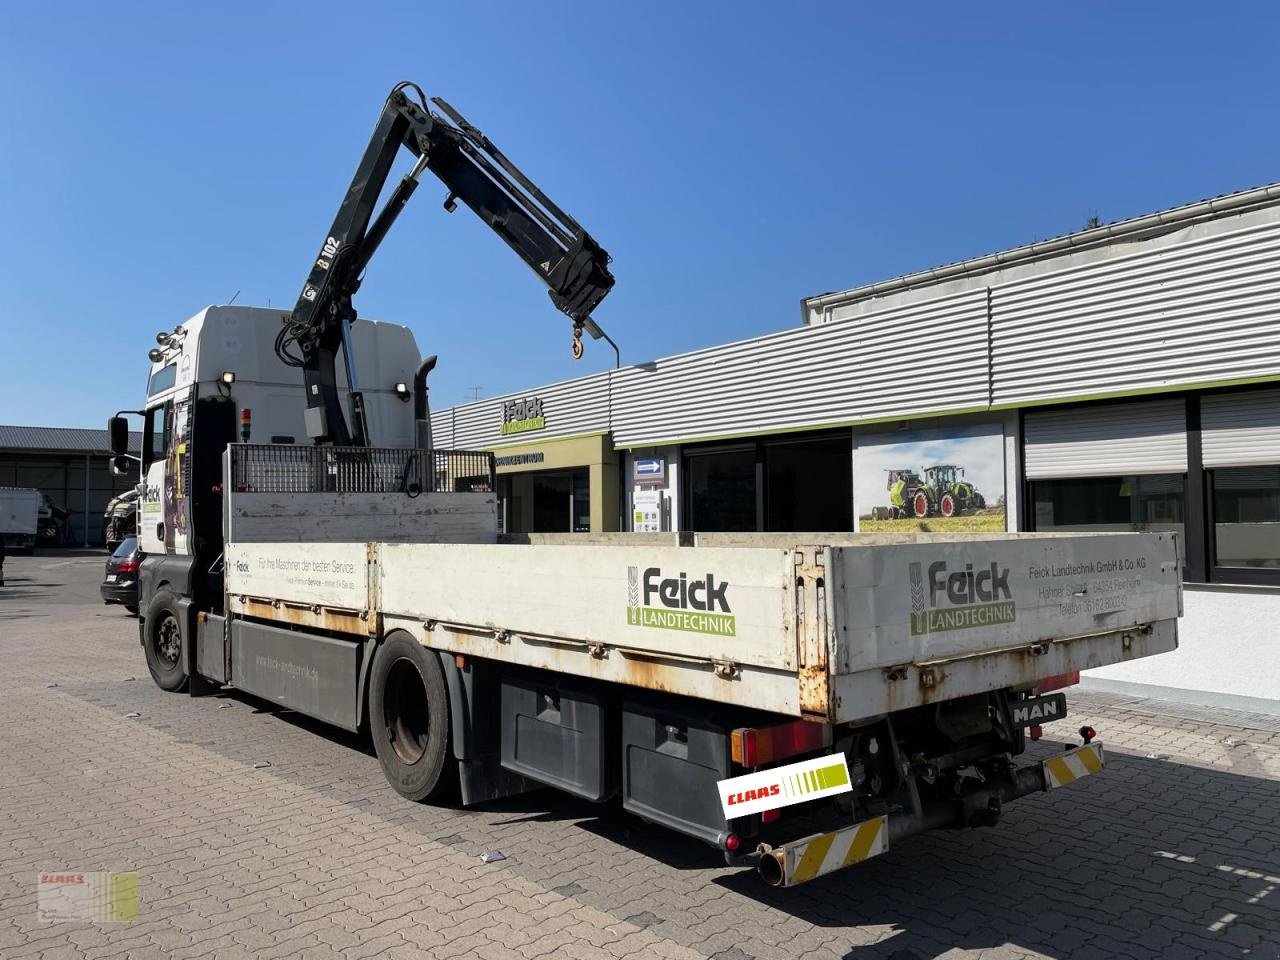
left=0, top=426, right=141, bottom=547
left=432, top=182, right=1280, bottom=712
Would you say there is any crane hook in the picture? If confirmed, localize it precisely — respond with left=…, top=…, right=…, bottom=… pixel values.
left=571, top=321, right=584, bottom=360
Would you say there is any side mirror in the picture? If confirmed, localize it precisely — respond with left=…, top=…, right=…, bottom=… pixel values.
left=108, top=416, right=130, bottom=456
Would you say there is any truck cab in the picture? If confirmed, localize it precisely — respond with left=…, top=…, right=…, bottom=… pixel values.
left=127, top=304, right=424, bottom=608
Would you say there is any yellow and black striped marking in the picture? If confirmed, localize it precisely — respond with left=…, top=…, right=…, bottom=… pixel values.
left=779, top=815, right=889, bottom=886
left=1043, top=741, right=1105, bottom=789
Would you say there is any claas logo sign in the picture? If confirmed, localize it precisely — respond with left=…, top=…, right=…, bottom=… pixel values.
left=717, top=754, right=853, bottom=818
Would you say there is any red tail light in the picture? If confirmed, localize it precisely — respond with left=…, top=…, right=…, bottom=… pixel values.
left=116, top=559, right=140, bottom=573
left=1038, top=671, right=1080, bottom=694
left=731, top=719, right=831, bottom=767
left=761, top=808, right=781, bottom=824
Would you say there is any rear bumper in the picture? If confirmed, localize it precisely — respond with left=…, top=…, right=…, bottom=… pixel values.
left=758, top=741, right=1105, bottom=887
left=100, top=581, right=138, bottom=606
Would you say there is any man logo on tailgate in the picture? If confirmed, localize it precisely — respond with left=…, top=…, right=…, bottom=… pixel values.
left=909, top=560, right=1016, bottom=636
left=626, top=565, right=736, bottom=636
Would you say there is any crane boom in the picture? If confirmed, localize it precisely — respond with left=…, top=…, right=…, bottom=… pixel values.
left=277, top=81, right=615, bottom=445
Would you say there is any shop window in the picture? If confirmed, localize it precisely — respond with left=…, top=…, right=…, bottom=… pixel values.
left=572, top=470, right=590, bottom=532
left=765, top=436, right=851, bottom=532
left=686, top=448, right=756, bottom=532
left=1031, top=475, right=1185, bottom=540
left=1210, top=466, right=1280, bottom=569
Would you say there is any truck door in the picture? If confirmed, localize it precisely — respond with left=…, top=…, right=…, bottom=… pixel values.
left=139, top=393, right=193, bottom=557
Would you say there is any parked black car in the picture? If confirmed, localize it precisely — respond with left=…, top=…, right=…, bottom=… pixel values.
left=101, top=536, right=142, bottom=614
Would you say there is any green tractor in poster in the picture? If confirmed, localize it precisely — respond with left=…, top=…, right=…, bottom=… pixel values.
left=882, top=465, right=986, bottom=519
left=921, top=464, right=985, bottom=518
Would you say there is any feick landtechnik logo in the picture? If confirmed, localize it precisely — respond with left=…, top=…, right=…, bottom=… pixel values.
left=626, top=565, right=736, bottom=636
left=909, top=559, right=1017, bottom=636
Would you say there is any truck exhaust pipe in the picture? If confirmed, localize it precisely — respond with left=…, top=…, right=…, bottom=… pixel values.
left=414, top=354, right=438, bottom=454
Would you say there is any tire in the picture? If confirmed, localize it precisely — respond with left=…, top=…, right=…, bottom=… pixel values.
left=125, top=604, right=139, bottom=616
left=368, top=631, right=454, bottom=802
left=143, top=589, right=188, bottom=692
left=912, top=490, right=931, bottom=518
left=939, top=492, right=957, bottom=518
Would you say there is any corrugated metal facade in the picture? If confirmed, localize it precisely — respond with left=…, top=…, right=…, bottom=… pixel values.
left=1202, top=388, right=1280, bottom=468
left=990, top=219, right=1280, bottom=406
left=609, top=289, right=989, bottom=447
left=1023, top=399, right=1188, bottom=479
left=434, top=194, right=1280, bottom=453
left=430, top=372, right=612, bottom=449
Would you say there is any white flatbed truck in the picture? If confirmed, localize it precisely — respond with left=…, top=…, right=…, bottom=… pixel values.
left=109, top=82, right=1182, bottom=886
left=0, top=487, right=41, bottom=554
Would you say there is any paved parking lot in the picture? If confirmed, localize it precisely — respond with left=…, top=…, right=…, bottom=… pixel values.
left=1, top=551, right=1277, bottom=960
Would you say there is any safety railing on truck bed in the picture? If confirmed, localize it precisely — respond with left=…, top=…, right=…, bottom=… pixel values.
left=229, top=443, right=494, bottom=495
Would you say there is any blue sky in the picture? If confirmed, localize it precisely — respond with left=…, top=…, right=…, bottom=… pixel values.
left=3, top=3, right=1278, bottom=426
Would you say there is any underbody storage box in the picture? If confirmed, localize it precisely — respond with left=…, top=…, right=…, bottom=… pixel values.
left=621, top=696, right=731, bottom=846
left=499, top=672, right=613, bottom=801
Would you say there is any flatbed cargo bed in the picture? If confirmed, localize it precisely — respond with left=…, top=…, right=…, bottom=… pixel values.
left=224, top=524, right=1181, bottom=723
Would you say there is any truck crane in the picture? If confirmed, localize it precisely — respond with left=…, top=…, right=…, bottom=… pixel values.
left=111, top=83, right=1181, bottom=889
left=276, top=81, right=614, bottom=446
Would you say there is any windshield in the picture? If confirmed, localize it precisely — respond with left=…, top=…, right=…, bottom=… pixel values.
left=147, top=362, right=177, bottom=396
left=112, top=536, right=139, bottom=558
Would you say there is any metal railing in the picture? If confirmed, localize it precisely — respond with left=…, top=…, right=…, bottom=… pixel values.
left=229, top=443, right=494, bottom=495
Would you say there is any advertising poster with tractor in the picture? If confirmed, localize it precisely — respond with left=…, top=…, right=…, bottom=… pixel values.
left=855, top=423, right=1006, bottom=532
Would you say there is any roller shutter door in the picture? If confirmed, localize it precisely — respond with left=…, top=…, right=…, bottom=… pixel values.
left=1201, top=388, right=1280, bottom=468
left=1023, top=398, right=1187, bottom=479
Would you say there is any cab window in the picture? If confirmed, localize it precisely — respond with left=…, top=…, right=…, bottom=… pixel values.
left=142, top=402, right=172, bottom=469
left=147, top=362, right=178, bottom=396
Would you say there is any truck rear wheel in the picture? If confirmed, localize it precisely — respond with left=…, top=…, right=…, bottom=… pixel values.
left=143, top=589, right=188, bottom=692
left=368, top=631, right=454, bottom=802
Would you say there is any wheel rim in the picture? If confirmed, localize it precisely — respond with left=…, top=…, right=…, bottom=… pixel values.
left=914, top=493, right=929, bottom=517
left=155, top=613, right=181, bottom=666
left=941, top=495, right=955, bottom=517
left=384, top=657, right=430, bottom=765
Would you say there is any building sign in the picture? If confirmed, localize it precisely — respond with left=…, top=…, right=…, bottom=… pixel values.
left=494, top=452, right=545, bottom=468
left=633, top=457, right=666, bottom=486
left=501, top=397, right=546, bottom=436
left=633, top=489, right=662, bottom=532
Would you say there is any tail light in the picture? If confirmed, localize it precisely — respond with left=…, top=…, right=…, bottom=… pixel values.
left=761, top=808, right=781, bottom=824
left=1038, top=671, right=1080, bottom=694
left=116, top=559, right=140, bottom=574
left=731, top=719, right=831, bottom=767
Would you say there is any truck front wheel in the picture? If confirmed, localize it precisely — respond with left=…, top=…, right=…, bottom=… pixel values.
left=368, top=632, right=454, bottom=802
left=143, top=589, right=188, bottom=692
